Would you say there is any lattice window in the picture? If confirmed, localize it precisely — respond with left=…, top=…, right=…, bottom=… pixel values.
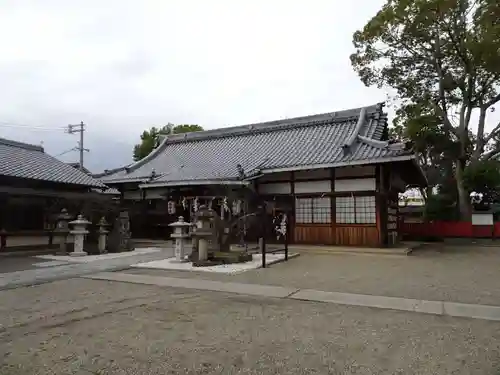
left=313, top=197, right=331, bottom=223
left=335, top=195, right=376, bottom=224
left=295, top=198, right=313, bottom=224
left=335, top=196, right=355, bottom=224
left=355, top=196, right=376, bottom=224
left=295, top=197, right=331, bottom=224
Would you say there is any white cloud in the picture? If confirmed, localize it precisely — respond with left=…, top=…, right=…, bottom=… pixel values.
left=0, top=0, right=400, bottom=172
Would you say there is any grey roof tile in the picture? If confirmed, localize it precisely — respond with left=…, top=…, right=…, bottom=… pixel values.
left=0, top=138, right=106, bottom=188
left=100, top=103, right=415, bottom=186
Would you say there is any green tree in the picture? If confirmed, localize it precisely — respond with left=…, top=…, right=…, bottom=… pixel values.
left=351, top=0, right=500, bottom=219
left=463, top=159, right=500, bottom=205
left=133, top=123, right=203, bottom=161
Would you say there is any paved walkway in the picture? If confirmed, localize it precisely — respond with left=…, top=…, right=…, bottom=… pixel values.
left=123, top=247, right=500, bottom=305
left=84, top=271, right=500, bottom=321
left=0, top=248, right=174, bottom=290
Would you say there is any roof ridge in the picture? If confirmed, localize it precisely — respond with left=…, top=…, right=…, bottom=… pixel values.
left=94, top=165, right=130, bottom=178
left=117, top=136, right=169, bottom=176
left=101, top=102, right=388, bottom=179
left=164, top=103, right=384, bottom=144
left=0, top=137, right=44, bottom=152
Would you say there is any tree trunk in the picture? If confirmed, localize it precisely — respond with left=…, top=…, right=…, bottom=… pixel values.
left=455, top=160, right=471, bottom=220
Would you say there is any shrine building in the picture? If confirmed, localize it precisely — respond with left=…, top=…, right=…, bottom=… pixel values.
left=98, top=103, right=426, bottom=247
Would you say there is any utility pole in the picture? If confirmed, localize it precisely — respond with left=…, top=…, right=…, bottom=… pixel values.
left=66, top=121, right=89, bottom=171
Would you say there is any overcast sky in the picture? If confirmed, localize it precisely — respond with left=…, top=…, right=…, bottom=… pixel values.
left=1, top=0, right=498, bottom=173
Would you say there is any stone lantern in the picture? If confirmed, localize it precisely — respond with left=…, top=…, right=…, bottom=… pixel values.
left=69, top=215, right=91, bottom=257
left=169, top=216, right=192, bottom=262
left=97, top=217, right=110, bottom=254
left=54, top=208, right=73, bottom=255
left=191, top=205, right=214, bottom=262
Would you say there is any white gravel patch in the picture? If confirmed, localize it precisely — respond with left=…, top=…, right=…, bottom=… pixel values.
left=35, top=247, right=163, bottom=263
left=133, top=253, right=298, bottom=275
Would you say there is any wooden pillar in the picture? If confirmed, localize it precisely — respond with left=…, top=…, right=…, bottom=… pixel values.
left=0, top=193, right=7, bottom=249
left=290, top=172, right=295, bottom=244
left=376, top=165, right=389, bottom=247
left=140, top=188, right=148, bottom=238
left=330, top=168, right=336, bottom=244
left=0, top=193, right=7, bottom=231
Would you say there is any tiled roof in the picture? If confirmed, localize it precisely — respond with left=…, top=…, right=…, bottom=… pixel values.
left=0, top=138, right=106, bottom=188
left=100, top=103, right=417, bottom=186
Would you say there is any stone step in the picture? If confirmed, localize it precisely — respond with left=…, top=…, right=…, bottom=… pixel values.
left=288, top=245, right=412, bottom=256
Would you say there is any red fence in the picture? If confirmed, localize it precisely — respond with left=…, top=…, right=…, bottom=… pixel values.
left=400, top=221, right=500, bottom=238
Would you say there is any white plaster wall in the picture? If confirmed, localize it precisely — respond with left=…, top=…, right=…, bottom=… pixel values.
left=258, top=182, right=292, bottom=194
left=294, top=180, right=331, bottom=194
left=334, top=178, right=376, bottom=192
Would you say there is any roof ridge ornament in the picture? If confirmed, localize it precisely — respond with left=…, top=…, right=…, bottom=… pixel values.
left=342, top=107, right=367, bottom=154
left=357, top=134, right=405, bottom=151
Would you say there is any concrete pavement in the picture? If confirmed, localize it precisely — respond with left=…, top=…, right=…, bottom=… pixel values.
left=83, top=271, right=500, bottom=322
left=0, top=247, right=174, bottom=290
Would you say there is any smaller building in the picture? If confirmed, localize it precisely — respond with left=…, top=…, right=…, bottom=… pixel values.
left=0, top=137, right=109, bottom=232
left=99, top=103, right=426, bottom=247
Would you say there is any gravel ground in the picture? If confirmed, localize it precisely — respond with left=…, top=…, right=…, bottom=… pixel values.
left=1, top=278, right=500, bottom=374
left=124, top=245, right=500, bottom=305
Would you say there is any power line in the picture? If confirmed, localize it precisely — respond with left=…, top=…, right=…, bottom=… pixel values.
left=0, top=121, right=66, bottom=131
left=55, top=147, right=78, bottom=157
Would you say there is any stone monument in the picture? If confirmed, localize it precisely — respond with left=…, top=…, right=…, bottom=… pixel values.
left=54, top=208, right=72, bottom=255
left=97, top=217, right=110, bottom=254
left=108, top=211, right=134, bottom=252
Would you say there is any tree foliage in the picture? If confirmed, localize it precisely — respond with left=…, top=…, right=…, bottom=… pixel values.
left=463, top=159, right=500, bottom=204
left=133, top=123, right=203, bottom=162
left=351, top=0, right=500, bottom=218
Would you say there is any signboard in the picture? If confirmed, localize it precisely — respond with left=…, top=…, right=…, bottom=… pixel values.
left=471, top=212, right=494, bottom=226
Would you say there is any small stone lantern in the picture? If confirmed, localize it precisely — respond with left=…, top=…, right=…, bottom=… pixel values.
left=54, top=209, right=72, bottom=255
left=97, top=217, right=110, bottom=254
left=169, top=216, right=192, bottom=262
left=69, top=215, right=91, bottom=257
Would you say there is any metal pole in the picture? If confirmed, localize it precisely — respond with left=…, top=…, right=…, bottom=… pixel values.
left=284, top=213, right=289, bottom=261
left=259, top=205, right=266, bottom=268
left=262, top=235, right=266, bottom=268
left=67, top=121, right=87, bottom=172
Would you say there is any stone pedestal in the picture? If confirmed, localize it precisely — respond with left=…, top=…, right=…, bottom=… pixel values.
left=54, top=209, right=72, bottom=255
left=69, top=215, right=90, bottom=257
left=198, top=238, right=209, bottom=261
left=191, top=206, right=215, bottom=263
left=97, top=217, right=110, bottom=254
left=169, top=216, right=192, bottom=263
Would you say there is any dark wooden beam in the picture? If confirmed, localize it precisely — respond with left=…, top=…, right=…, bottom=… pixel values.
left=0, top=185, right=112, bottom=200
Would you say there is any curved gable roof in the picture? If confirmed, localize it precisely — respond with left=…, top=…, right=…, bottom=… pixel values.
left=100, top=103, right=416, bottom=187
